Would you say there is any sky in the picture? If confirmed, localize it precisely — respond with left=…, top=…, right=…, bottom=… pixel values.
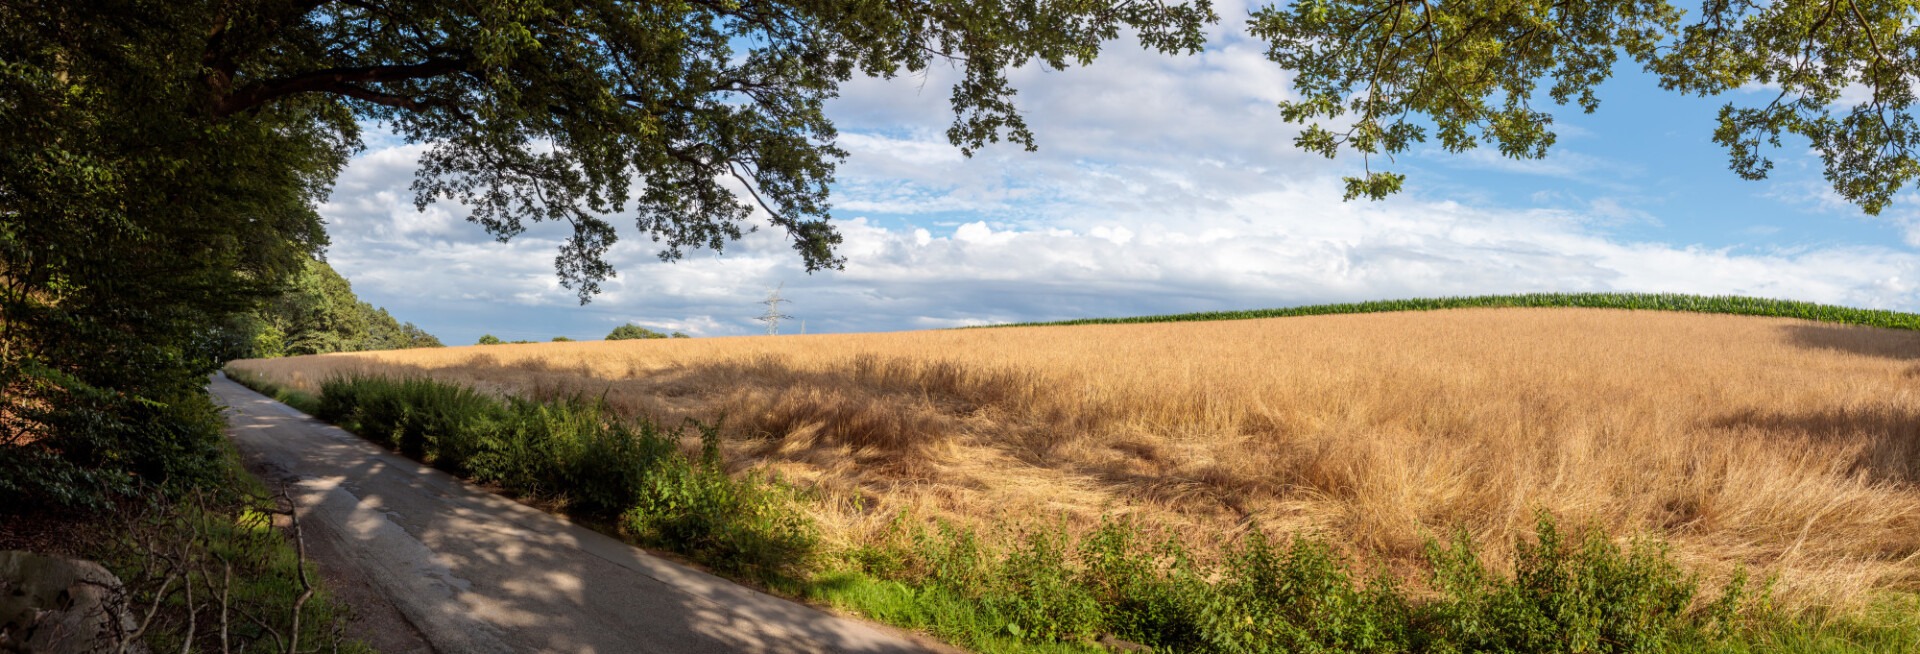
left=318, top=3, right=1920, bottom=345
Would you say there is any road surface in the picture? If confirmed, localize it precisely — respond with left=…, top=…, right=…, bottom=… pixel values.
left=211, top=374, right=946, bottom=654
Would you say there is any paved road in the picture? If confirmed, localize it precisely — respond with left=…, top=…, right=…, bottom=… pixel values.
left=211, top=374, right=945, bottom=654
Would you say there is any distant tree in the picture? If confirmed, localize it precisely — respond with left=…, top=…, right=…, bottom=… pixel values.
left=477, top=335, right=504, bottom=346
left=552, top=336, right=575, bottom=342
left=607, top=324, right=670, bottom=340
left=213, top=258, right=443, bottom=359
left=398, top=324, right=445, bottom=349
left=671, top=332, right=692, bottom=339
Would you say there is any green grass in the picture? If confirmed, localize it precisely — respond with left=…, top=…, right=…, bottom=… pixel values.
left=224, top=367, right=321, bottom=415
left=222, top=362, right=1920, bottom=654
left=980, top=293, right=1920, bottom=330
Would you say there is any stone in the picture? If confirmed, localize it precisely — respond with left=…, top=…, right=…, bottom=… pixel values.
left=1097, top=633, right=1153, bottom=652
left=0, top=551, right=142, bottom=654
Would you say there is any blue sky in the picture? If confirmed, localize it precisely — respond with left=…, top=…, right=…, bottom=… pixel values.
left=319, top=3, right=1920, bottom=345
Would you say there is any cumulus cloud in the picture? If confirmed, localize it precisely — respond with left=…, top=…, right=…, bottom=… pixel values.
left=316, top=12, right=1920, bottom=343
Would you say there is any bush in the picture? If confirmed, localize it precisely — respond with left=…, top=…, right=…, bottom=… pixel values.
left=845, top=513, right=1755, bottom=653
left=607, top=324, right=670, bottom=340
left=622, top=423, right=818, bottom=579
left=311, top=375, right=815, bottom=582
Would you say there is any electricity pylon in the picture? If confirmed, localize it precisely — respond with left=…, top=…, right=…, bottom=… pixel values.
left=755, top=284, right=793, bottom=335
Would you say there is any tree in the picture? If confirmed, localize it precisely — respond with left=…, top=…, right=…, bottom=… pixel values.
left=607, top=324, right=670, bottom=340
left=477, top=334, right=504, bottom=346
left=552, top=336, right=575, bottom=342
left=1252, top=0, right=1920, bottom=210
left=213, top=257, right=444, bottom=359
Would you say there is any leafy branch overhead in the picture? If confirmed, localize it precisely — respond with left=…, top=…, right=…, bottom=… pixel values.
left=1252, top=0, right=1920, bottom=210
left=142, top=0, right=1218, bottom=303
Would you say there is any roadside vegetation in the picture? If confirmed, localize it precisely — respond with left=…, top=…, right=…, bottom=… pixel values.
left=227, top=297, right=1920, bottom=652
left=0, top=441, right=374, bottom=653
left=95, top=452, right=375, bottom=653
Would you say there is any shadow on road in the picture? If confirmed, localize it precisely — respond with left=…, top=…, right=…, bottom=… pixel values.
left=214, top=375, right=940, bottom=654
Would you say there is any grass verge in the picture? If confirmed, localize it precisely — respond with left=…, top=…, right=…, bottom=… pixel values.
left=980, top=293, right=1920, bottom=330
left=223, top=368, right=1920, bottom=653
left=225, top=367, right=321, bottom=415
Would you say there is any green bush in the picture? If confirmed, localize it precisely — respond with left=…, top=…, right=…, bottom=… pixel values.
left=988, top=527, right=1102, bottom=642
left=607, top=323, right=671, bottom=340
left=1423, top=517, right=1749, bottom=653
left=841, top=513, right=1758, bottom=653
left=622, top=424, right=818, bottom=579
left=309, top=375, right=815, bottom=582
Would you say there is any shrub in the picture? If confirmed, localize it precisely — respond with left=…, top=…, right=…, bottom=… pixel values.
left=621, top=424, right=818, bottom=580
left=842, top=513, right=1756, bottom=653
left=607, top=324, right=670, bottom=340
left=312, top=375, right=815, bottom=582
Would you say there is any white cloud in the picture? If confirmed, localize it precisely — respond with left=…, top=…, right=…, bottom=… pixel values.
left=313, top=16, right=1920, bottom=343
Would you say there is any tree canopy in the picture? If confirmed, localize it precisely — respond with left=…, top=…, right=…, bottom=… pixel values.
left=1253, top=0, right=1920, bottom=207
left=607, top=323, right=687, bottom=340
left=218, top=257, right=444, bottom=359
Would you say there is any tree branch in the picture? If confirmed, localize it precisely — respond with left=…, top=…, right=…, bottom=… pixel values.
left=213, top=58, right=469, bottom=117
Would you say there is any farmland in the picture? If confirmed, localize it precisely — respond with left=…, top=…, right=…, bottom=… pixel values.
left=228, top=305, right=1920, bottom=615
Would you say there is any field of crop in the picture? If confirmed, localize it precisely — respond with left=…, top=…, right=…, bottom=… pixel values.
left=228, top=306, right=1920, bottom=613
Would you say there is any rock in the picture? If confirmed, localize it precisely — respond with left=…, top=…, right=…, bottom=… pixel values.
left=0, top=551, right=142, bottom=654
left=1097, top=633, right=1152, bottom=652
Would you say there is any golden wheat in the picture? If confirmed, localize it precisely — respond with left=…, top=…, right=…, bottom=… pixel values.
left=229, top=308, right=1920, bottom=609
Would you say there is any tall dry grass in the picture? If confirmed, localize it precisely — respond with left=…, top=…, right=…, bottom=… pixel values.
left=228, top=308, right=1920, bottom=609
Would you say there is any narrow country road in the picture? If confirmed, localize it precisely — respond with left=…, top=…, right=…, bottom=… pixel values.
left=211, top=374, right=946, bottom=654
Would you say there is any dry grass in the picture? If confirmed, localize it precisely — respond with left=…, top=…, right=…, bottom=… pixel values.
left=229, top=308, right=1920, bottom=610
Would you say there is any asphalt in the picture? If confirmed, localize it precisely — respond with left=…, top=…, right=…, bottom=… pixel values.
left=210, top=374, right=946, bottom=654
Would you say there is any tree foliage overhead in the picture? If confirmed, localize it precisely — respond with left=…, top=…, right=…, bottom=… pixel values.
left=1252, top=0, right=1920, bottom=210
left=160, top=0, right=1210, bottom=302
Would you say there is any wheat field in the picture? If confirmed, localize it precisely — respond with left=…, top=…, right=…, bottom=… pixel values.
left=228, top=308, right=1920, bottom=609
